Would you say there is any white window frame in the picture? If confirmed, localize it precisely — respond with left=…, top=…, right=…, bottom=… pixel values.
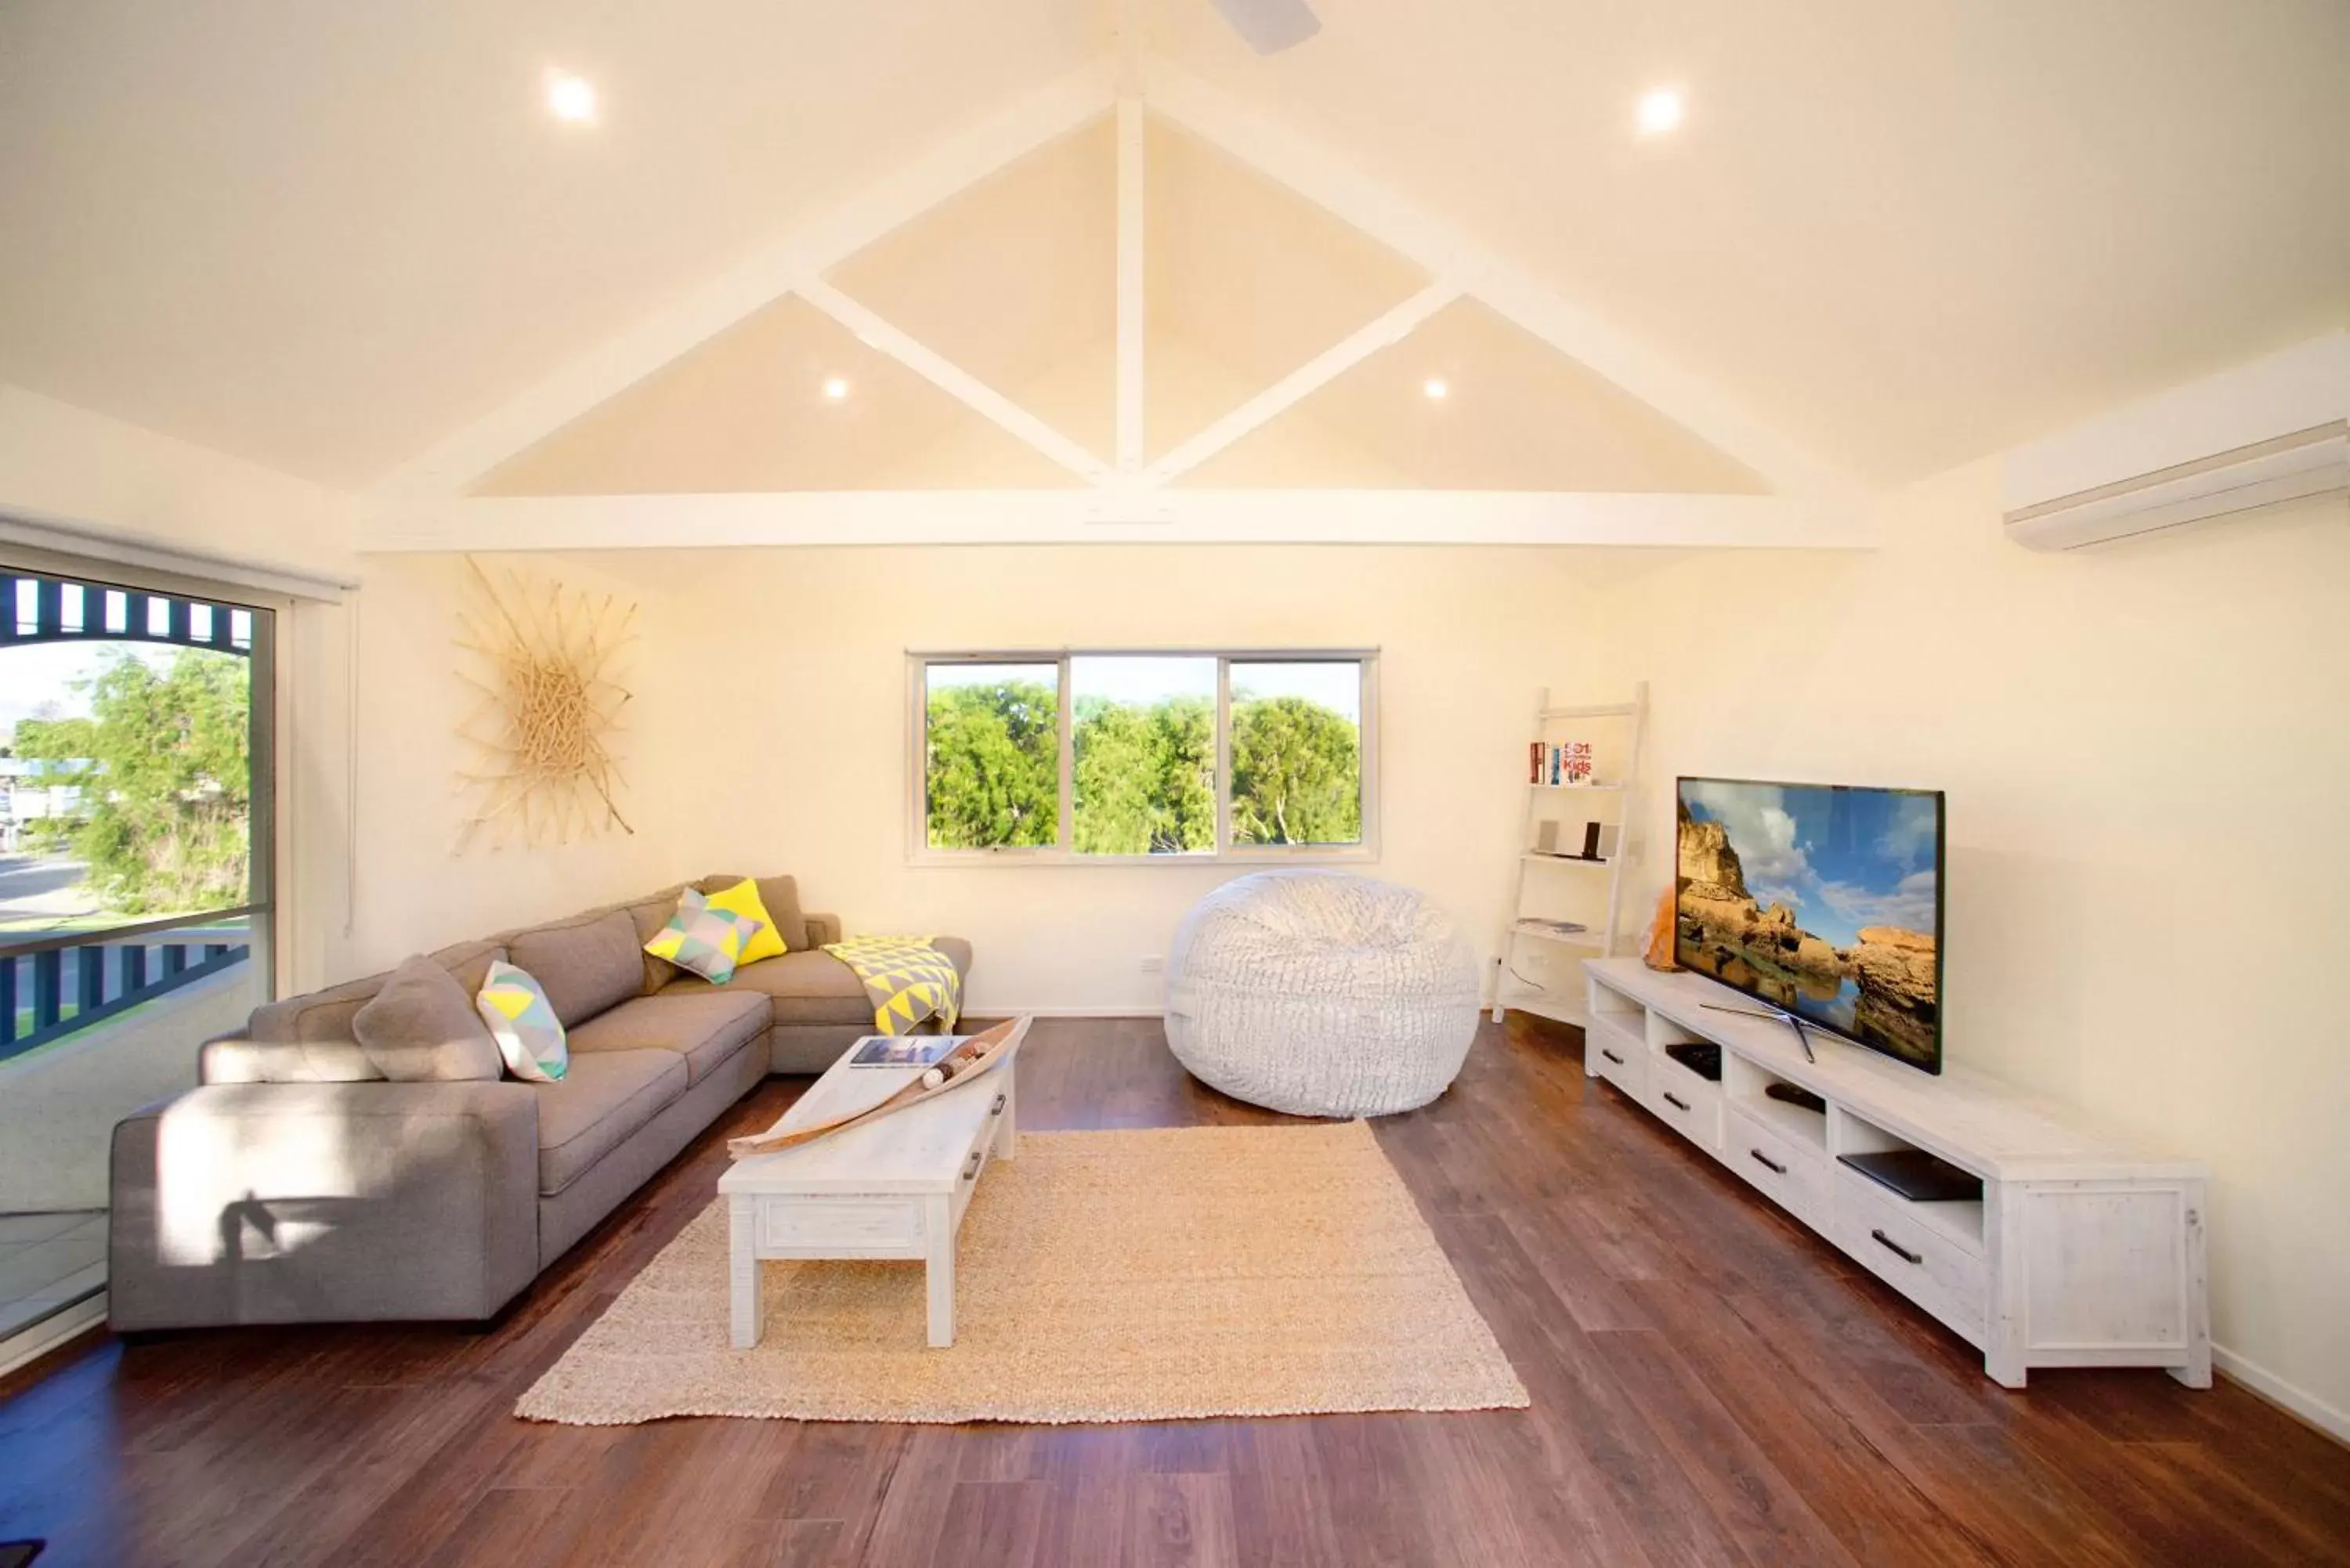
left=0, top=540, right=287, bottom=1001
left=907, top=648, right=1380, bottom=866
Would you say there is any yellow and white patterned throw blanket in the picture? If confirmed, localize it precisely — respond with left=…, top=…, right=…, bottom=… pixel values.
left=823, top=936, right=963, bottom=1035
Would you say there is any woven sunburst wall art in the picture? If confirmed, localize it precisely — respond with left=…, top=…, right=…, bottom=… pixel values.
left=454, top=557, right=637, bottom=851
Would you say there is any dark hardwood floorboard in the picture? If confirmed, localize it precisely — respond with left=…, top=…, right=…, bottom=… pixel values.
left=2, top=1013, right=2345, bottom=1566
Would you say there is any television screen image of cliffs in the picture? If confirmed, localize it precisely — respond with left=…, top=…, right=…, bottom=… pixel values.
left=1675, top=781, right=1941, bottom=1068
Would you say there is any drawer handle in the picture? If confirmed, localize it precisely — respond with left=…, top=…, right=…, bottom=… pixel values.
left=1600, top=1048, right=1625, bottom=1066
left=989, top=1093, right=1007, bottom=1115
left=1748, top=1149, right=1787, bottom=1176
left=962, top=1151, right=984, bottom=1181
left=1871, top=1228, right=1922, bottom=1266
left=1662, top=1091, right=1690, bottom=1112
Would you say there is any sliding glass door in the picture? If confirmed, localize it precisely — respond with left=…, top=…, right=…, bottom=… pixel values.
left=0, top=551, right=277, bottom=1352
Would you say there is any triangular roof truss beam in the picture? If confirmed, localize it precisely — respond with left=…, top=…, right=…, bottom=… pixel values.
left=365, top=48, right=1871, bottom=547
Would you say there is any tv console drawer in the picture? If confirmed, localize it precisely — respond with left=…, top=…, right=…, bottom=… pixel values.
left=1833, top=1171, right=1987, bottom=1342
left=1645, top=1054, right=1722, bottom=1151
left=1723, top=1105, right=1831, bottom=1223
left=1575, top=956, right=2211, bottom=1390
left=1587, top=1017, right=1648, bottom=1100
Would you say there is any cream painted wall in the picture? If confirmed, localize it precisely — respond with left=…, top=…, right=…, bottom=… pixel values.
left=341, top=545, right=1600, bottom=1014
left=335, top=552, right=684, bottom=968
left=1581, top=465, right=2350, bottom=1429
left=0, top=385, right=356, bottom=580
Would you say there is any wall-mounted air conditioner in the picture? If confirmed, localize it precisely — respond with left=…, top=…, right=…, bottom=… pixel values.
left=2002, top=334, right=2348, bottom=551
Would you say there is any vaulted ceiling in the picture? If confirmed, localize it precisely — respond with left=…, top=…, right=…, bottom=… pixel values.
left=0, top=0, right=2342, bottom=491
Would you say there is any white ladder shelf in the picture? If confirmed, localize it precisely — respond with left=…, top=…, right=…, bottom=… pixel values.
left=1491, top=681, right=1648, bottom=1028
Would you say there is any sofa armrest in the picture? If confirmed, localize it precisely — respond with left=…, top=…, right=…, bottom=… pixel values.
left=109, top=1079, right=540, bottom=1329
left=803, top=912, right=843, bottom=948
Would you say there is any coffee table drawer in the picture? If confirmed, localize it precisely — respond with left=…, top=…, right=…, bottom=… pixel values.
left=760, top=1197, right=923, bottom=1251
left=950, top=1103, right=1004, bottom=1227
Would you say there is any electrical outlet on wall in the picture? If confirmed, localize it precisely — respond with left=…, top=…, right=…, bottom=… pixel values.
left=1139, top=954, right=1163, bottom=974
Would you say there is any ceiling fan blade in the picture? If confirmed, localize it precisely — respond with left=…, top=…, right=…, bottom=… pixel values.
left=1210, top=0, right=1321, bottom=54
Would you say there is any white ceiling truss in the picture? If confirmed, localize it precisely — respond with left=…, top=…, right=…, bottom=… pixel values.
left=364, top=53, right=1873, bottom=552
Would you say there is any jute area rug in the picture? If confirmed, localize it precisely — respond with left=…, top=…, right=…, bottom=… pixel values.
left=517, top=1120, right=1529, bottom=1425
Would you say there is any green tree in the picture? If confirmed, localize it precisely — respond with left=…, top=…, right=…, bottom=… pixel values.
left=1072, top=694, right=1213, bottom=854
left=9, top=711, right=96, bottom=769
left=924, top=678, right=1059, bottom=849
left=923, top=676, right=1360, bottom=853
left=7, top=710, right=95, bottom=856
left=1231, top=695, right=1361, bottom=845
left=1147, top=695, right=1216, bottom=852
left=10, top=649, right=251, bottom=914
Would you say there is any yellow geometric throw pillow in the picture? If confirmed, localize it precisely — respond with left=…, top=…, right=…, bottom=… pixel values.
left=704, top=876, right=787, bottom=964
left=645, top=887, right=762, bottom=985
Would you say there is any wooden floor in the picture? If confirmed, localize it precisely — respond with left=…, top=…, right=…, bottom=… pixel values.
left=2, top=1016, right=2346, bottom=1567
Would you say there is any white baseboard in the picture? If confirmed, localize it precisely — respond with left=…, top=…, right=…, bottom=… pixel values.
left=0, top=1290, right=107, bottom=1378
left=2214, top=1341, right=2350, bottom=1444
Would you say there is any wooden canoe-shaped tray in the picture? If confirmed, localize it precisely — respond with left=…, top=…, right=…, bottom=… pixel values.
left=726, top=1015, right=1031, bottom=1161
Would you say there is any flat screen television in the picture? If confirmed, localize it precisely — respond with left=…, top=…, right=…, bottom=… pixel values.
left=1675, top=776, right=1946, bottom=1074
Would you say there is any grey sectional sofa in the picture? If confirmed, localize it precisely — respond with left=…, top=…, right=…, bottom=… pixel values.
left=107, top=873, right=971, bottom=1331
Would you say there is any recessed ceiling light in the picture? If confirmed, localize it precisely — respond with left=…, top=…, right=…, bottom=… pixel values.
left=1423, top=378, right=1449, bottom=400
left=546, top=73, right=598, bottom=124
left=822, top=377, right=851, bottom=401
left=1637, top=86, right=1685, bottom=137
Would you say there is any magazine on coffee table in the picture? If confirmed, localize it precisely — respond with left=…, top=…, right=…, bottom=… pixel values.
left=848, top=1034, right=963, bottom=1069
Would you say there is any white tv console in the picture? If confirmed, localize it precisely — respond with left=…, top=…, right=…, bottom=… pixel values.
left=1582, top=959, right=2210, bottom=1389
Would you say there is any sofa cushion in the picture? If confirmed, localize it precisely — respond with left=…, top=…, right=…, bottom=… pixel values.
left=352, top=955, right=504, bottom=1082
left=233, top=939, right=510, bottom=1083
left=696, top=873, right=808, bottom=955
left=566, top=992, right=768, bottom=1085
left=202, top=1032, right=379, bottom=1085
left=533, top=1049, right=689, bottom=1196
left=508, top=909, right=642, bottom=1029
left=664, top=940, right=976, bottom=1028
left=432, top=938, right=508, bottom=999
left=667, top=949, right=871, bottom=1027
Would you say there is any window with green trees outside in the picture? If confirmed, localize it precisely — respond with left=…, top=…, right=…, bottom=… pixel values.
left=2, top=562, right=276, bottom=1065
left=916, top=652, right=1373, bottom=859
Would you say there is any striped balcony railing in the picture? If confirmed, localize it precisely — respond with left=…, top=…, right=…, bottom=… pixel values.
left=0, top=909, right=258, bottom=1064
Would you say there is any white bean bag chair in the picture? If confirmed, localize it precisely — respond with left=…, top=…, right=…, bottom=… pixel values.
left=1165, top=870, right=1480, bottom=1117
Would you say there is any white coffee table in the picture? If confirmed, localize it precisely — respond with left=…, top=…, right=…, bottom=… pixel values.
left=717, top=1034, right=1019, bottom=1349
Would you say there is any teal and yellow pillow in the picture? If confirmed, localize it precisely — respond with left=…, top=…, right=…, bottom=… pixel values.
left=645, top=887, right=765, bottom=984
left=703, top=876, right=787, bottom=965
left=475, top=960, right=568, bottom=1082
